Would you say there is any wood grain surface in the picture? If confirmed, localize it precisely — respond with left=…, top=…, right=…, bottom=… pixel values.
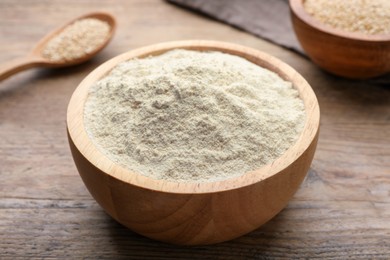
left=0, top=0, right=389, bottom=258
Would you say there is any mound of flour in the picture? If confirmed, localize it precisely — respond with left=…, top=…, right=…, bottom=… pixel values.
left=84, top=49, right=305, bottom=182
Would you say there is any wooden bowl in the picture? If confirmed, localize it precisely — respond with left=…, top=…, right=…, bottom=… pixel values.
left=290, top=0, right=390, bottom=79
left=67, top=40, right=320, bottom=245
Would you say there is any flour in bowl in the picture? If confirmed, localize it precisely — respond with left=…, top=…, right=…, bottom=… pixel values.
left=84, top=49, right=305, bottom=182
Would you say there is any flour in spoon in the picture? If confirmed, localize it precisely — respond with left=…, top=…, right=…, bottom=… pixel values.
left=84, top=49, right=305, bottom=182
left=42, top=18, right=110, bottom=62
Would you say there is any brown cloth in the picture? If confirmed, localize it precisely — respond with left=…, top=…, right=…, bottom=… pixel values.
left=167, top=0, right=304, bottom=54
left=167, top=0, right=390, bottom=84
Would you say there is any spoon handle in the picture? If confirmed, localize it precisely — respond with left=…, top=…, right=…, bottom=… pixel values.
left=0, top=56, right=46, bottom=81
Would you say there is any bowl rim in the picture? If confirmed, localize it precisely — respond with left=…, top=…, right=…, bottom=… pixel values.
left=289, top=0, right=390, bottom=42
left=67, top=40, right=320, bottom=194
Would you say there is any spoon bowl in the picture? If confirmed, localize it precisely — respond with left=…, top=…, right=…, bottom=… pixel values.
left=0, top=12, right=116, bottom=81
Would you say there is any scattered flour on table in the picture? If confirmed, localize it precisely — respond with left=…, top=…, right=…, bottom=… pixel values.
left=84, top=49, right=306, bottom=182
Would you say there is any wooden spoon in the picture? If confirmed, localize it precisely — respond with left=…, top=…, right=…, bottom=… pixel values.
left=0, top=12, right=116, bottom=81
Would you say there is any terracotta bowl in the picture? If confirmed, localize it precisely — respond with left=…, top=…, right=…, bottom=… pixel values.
left=67, top=40, right=320, bottom=245
left=290, top=0, right=390, bottom=79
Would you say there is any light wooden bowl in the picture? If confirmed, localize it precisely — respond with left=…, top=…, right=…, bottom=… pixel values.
left=290, top=0, right=390, bottom=79
left=67, top=40, right=320, bottom=245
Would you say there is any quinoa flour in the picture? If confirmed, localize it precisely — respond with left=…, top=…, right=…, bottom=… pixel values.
left=84, top=49, right=306, bottom=182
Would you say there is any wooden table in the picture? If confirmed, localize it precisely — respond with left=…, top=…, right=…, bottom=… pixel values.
left=1, top=0, right=389, bottom=258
